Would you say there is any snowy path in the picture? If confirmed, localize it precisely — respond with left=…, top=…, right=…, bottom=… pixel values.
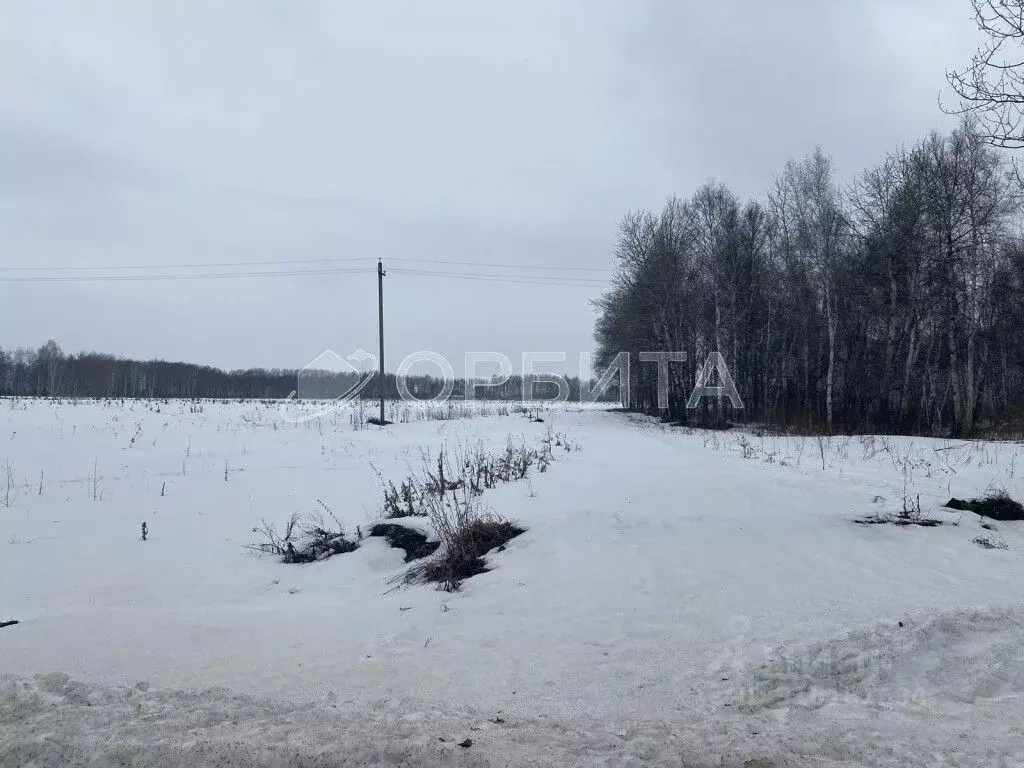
left=4, top=608, right=1024, bottom=767
left=3, top=402, right=1024, bottom=765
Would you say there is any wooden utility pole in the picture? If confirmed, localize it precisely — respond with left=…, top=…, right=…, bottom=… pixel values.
left=377, top=258, right=386, bottom=425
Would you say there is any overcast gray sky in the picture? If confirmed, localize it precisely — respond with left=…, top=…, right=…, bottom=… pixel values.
left=0, top=1, right=984, bottom=375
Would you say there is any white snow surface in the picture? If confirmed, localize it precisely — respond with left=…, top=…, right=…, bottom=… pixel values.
left=2, top=398, right=1024, bottom=766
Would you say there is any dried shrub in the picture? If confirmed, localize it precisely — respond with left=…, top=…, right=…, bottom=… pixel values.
left=854, top=495, right=943, bottom=527
left=248, top=512, right=300, bottom=557
left=248, top=501, right=360, bottom=564
left=375, top=432, right=566, bottom=519
left=421, top=517, right=526, bottom=592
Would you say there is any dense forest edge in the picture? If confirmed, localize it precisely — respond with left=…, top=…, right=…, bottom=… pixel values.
left=594, top=119, right=1024, bottom=438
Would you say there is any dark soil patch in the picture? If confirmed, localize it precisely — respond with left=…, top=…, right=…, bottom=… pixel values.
left=944, top=493, right=1024, bottom=521
left=370, top=523, right=441, bottom=562
left=423, top=519, right=526, bottom=590
left=0, top=620, right=19, bottom=629
left=893, top=518, right=943, bottom=527
left=854, top=514, right=943, bottom=527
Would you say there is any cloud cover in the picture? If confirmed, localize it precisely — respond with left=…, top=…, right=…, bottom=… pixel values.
left=0, top=1, right=982, bottom=373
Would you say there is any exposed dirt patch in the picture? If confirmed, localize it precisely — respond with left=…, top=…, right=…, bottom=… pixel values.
left=854, top=514, right=943, bottom=528
left=370, top=523, right=440, bottom=562
left=945, top=493, right=1024, bottom=521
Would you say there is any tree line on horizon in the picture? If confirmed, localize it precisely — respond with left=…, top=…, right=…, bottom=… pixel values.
left=594, top=119, right=1024, bottom=436
left=0, top=341, right=605, bottom=402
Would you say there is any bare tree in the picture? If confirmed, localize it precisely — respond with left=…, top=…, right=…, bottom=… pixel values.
left=946, top=0, right=1024, bottom=148
left=770, top=149, right=848, bottom=430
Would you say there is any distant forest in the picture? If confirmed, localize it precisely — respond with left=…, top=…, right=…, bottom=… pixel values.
left=594, top=119, right=1024, bottom=436
left=0, top=341, right=602, bottom=402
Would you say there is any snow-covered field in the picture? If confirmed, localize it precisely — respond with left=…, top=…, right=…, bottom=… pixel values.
left=2, top=398, right=1024, bottom=767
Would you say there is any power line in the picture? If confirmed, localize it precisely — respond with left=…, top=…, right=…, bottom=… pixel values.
left=0, top=259, right=608, bottom=288
left=0, top=267, right=606, bottom=287
left=390, top=268, right=606, bottom=287
left=392, top=268, right=605, bottom=283
left=0, top=255, right=608, bottom=275
left=0, top=267, right=375, bottom=283
left=0, top=256, right=374, bottom=273
left=388, top=257, right=607, bottom=273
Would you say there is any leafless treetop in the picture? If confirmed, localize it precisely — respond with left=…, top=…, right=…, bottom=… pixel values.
left=947, top=0, right=1024, bottom=148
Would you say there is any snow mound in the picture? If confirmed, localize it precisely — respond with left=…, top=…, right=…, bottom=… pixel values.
left=734, top=607, right=1024, bottom=711
left=700, top=608, right=1024, bottom=767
